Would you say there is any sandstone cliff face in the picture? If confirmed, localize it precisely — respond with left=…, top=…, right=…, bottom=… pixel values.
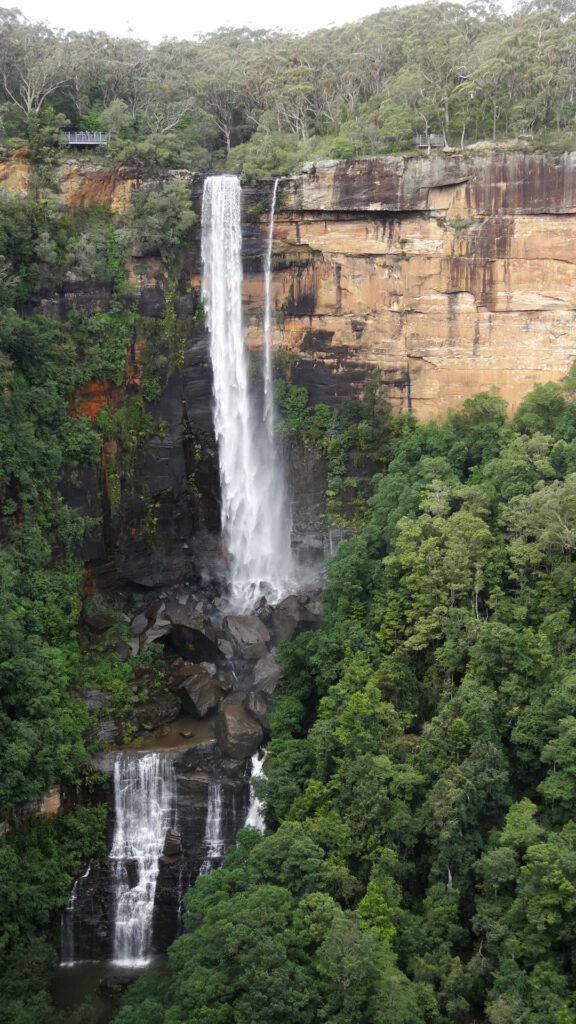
left=240, top=152, right=576, bottom=418
left=6, top=151, right=575, bottom=422
left=4, top=150, right=576, bottom=580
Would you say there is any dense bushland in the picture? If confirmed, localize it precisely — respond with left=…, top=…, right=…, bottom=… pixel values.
left=117, top=371, right=576, bottom=1023
left=0, top=185, right=196, bottom=1022
left=2, top=1, right=576, bottom=178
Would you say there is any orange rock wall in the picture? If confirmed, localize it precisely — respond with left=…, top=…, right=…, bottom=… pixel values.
left=3, top=150, right=576, bottom=419
left=243, top=153, right=576, bottom=418
left=0, top=152, right=137, bottom=211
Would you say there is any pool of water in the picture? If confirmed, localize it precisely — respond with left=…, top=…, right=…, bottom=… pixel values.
left=52, top=959, right=166, bottom=1023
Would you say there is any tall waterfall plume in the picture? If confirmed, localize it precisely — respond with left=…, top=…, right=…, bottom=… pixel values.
left=201, top=175, right=294, bottom=609
left=110, top=753, right=177, bottom=967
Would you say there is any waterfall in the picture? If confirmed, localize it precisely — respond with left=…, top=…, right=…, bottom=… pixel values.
left=60, top=863, right=91, bottom=967
left=201, top=174, right=294, bottom=609
left=110, top=753, right=176, bottom=967
left=198, top=778, right=225, bottom=875
left=245, top=750, right=266, bottom=832
left=263, top=178, right=279, bottom=438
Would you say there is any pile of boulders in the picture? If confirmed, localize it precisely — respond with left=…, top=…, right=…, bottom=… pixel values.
left=83, top=585, right=322, bottom=762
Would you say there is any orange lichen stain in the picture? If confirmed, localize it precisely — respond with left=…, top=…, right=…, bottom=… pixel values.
left=84, top=566, right=99, bottom=597
left=69, top=380, right=124, bottom=421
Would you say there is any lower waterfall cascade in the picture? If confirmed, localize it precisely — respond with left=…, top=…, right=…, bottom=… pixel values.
left=245, top=750, right=266, bottom=832
left=109, top=753, right=177, bottom=967
left=60, top=750, right=253, bottom=967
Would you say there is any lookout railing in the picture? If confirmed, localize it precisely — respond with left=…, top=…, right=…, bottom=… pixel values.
left=63, top=131, right=109, bottom=145
left=413, top=133, right=446, bottom=148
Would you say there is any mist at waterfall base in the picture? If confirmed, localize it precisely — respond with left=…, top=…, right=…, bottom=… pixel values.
left=201, top=174, right=296, bottom=611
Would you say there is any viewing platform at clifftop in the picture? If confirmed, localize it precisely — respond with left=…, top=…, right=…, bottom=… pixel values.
left=63, top=131, right=109, bottom=146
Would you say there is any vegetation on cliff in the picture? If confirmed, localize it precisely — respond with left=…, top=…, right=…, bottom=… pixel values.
left=1, top=1, right=576, bottom=178
left=0, top=183, right=197, bottom=1022
left=116, top=369, right=576, bottom=1023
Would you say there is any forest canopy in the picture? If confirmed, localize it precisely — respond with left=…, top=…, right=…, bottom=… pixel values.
left=116, top=370, right=576, bottom=1024
left=2, top=0, right=576, bottom=177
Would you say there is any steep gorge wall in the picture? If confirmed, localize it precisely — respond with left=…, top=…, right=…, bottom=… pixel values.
left=3, top=150, right=576, bottom=584
left=240, top=152, right=576, bottom=418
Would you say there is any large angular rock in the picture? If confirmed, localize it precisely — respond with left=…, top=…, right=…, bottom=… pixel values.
left=174, top=740, right=246, bottom=777
left=130, top=612, right=148, bottom=636
left=132, top=692, right=181, bottom=730
left=169, top=617, right=220, bottom=661
left=165, top=601, right=217, bottom=641
left=178, top=666, right=223, bottom=718
left=83, top=602, right=119, bottom=634
left=225, top=615, right=270, bottom=659
left=141, top=605, right=172, bottom=649
left=253, top=652, right=284, bottom=695
left=245, top=692, right=270, bottom=732
left=270, top=594, right=320, bottom=642
left=215, top=697, right=264, bottom=759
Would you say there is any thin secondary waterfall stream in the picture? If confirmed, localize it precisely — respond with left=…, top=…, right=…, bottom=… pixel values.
left=263, top=177, right=279, bottom=437
left=198, top=778, right=225, bottom=875
left=110, top=753, right=177, bottom=967
left=201, top=174, right=294, bottom=609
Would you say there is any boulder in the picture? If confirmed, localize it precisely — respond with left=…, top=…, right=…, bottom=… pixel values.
left=84, top=604, right=119, bottom=634
left=215, top=697, right=264, bottom=759
left=141, top=608, right=172, bottom=649
left=253, top=652, right=284, bottom=695
left=178, top=667, right=223, bottom=718
left=168, top=658, right=199, bottom=680
left=245, top=691, right=270, bottom=732
left=132, top=692, right=181, bottom=730
left=174, top=739, right=247, bottom=776
left=170, top=623, right=219, bottom=661
left=270, top=594, right=320, bottom=642
left=130, top=612, right=148, bottom=636
left=165, top=601, right=217, bottom=641
left=225, top=615, right=270, bottom=659
left=88, top=719, right=122, bottom=745
left=218, top=638, right=234, bottom=659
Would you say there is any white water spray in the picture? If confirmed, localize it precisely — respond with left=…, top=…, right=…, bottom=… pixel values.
left=60, top=863, right=91, bottom=966
left=245, top=750, right=266, bottom=832
left=201, top=175, right=294, bottom=609
left=198, top=778, right=225, bottom=875
left=110, top=753, right=176, bottom=967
